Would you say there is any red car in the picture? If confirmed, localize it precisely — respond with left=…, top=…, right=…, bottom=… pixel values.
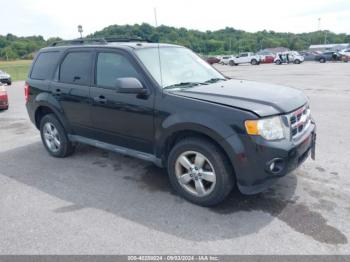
left=342, top=54, right=350, bottom=63
left=0, top=85, right=9, bottom=110
left=260, top=55, right=275, bottom=63
left=206, top=57, right=220, bottom=65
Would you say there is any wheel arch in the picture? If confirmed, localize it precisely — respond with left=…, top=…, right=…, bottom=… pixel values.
left=33, top=94, right=72, bottom=133
left=155, top=116, right=242, bottom=177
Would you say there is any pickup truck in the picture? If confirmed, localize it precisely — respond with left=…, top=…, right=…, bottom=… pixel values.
left=228, top=52, right=261, bottom=65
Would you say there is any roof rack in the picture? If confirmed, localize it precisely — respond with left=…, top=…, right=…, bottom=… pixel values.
left=50, top=36, right=152, bottom=47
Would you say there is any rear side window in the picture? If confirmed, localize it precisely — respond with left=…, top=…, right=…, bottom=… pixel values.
left=31, top=52, right=60, bottom=80
left=60, top=52, right=92, bottom=85
left=96, top=52, right=139, bottom=88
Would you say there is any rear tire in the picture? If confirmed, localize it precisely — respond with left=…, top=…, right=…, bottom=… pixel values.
left=275, top=60, right=282, bottom=65
left=40, top=114, right=75, bottom=158
left=229, top=60, right=235, bottom=66
left=167, top=137, right=234, bottom=206
left=251, top=59, right=258, bottom=65
left=319, top=58, right=326, bottom=63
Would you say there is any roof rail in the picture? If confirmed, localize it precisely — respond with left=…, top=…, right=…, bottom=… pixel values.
left=50, top=36, right=152, bottom=47
left=104, top=36, right=152, bottom=43
left=50, top=38, right=108, bottom=46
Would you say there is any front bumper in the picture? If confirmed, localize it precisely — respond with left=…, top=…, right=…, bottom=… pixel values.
left=226, top=122, right=316, bottom=195
left=0, top=78, right=11, bottom=84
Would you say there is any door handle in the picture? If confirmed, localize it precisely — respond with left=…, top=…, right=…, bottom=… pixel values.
left=53, top=88, right=61, bottom=96
left=93, top=95, right=107, bottom=104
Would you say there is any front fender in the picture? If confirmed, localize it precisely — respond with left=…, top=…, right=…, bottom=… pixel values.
left=155, top=111, right=245, bottom=168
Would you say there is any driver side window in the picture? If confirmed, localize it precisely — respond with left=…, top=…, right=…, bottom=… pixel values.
left=96, top=52, right=140, bottom=88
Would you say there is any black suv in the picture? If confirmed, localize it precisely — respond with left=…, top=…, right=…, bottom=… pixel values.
left=25, top=38, right=316, bottom=206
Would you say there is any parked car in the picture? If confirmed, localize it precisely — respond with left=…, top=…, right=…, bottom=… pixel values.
left=206, top=56, right=220, bottom=65
left=300, top=51, right=319, bottom=62
left=228, top=52, right=261, bottom=65
left=0, top=70, right=11, bottom=85
left=274, top=51, right=304, bottom=64
left=0, top=84, right=9, bottom=110
left=339, top=48, right=350, bottom=56
left=342, top=54, right=350, bottom=63
left=260, top=55, right=275, bottom=63
left=315, top=51, right=342, bottom=63
left=220, top=55, right=233, bottom=65
left=25, top=38, right=316, bottom=206
left=257, top=51, right=275, bottom=63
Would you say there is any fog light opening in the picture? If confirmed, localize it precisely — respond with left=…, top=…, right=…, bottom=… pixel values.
left=268, top=158, right=284, bottom=174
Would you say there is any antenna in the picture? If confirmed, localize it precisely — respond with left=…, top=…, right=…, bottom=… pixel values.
left=154, top=8, right=163, bottom=88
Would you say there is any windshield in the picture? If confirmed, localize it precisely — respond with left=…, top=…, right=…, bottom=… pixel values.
left=135, top=47, right=225, bottom=89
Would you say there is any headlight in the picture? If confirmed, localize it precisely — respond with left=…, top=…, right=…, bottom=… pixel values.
left=245, top=116, right=285, bottom=140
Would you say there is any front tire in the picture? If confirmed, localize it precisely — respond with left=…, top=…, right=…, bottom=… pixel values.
left=167, top=137, right=234, bottom=206
left=40, top=114, right=75, bottom=158
left=229, top=60, right=235, bottom=66
left=251, top=59, right=258, bottom=65
left=275, top=60, right=282, bottom=65
left=294, top=59, right=301, bottom=64
left=319, top=58, right=326, bottom=63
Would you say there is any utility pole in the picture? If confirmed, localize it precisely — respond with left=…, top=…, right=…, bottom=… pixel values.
left=318, top=18, right=321, bottom=31
left=317, top=18, right=322, bottom=44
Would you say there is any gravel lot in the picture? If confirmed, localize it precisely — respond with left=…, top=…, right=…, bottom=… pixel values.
left=0, top=62, right=350, bottom=254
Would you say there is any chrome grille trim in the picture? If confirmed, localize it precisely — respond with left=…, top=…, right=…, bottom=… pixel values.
left=287, top=104, right=311, bottom=140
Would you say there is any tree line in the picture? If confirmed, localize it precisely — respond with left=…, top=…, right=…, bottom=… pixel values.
left=1, top=23, right=350, bottom=60
left=0, top=34, right=61, bottom=60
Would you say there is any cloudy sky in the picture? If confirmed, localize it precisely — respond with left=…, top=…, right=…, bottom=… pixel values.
left=2, top=0, right=350, bottom=39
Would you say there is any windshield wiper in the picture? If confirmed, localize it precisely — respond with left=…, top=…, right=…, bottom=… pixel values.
left=163, top=82, right=203, bottom=90
left=203, top=78, right=227, bottom=84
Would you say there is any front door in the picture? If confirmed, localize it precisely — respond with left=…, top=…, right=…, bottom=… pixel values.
left=90, top=50, right=155, bottom=153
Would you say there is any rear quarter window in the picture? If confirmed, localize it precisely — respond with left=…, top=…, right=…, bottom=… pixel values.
left=31, top=51, right=60, bottom=80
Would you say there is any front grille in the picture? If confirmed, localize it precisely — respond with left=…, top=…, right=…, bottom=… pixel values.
left=288, top=104, right=311, bottom=140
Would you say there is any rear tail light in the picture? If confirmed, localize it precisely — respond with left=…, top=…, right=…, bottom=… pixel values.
left=24, top=82, right=30, bottom=103
left=0, top=85, right=8, bottom=102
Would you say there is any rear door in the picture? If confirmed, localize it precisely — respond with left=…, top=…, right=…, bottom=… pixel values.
left=89, top=49, right=155, bottom=153
left=50, top=49, right=93, bottom=136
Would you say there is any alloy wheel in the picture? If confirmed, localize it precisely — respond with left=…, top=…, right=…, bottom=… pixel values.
left=43, top=122, right=61, bottom=152
left=175, top=151, right=216, bottom=197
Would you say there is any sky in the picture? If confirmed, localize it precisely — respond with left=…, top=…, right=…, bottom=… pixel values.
left=2, top=0, right=350, bottom=39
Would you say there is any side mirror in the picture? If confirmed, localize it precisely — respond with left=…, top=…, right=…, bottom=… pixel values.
left=115, top=77, right=146, bottom=94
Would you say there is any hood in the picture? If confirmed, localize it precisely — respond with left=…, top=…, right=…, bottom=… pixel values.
left=0, top=72, right=10, bottom=78
left=169, top=79, right=307, bottom=117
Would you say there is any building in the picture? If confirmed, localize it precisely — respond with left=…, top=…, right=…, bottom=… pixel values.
left=309, top=43, right=350, bottom=52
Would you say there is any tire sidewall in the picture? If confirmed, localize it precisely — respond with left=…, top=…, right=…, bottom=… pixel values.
left=167, top=139, right=233, bottom=206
